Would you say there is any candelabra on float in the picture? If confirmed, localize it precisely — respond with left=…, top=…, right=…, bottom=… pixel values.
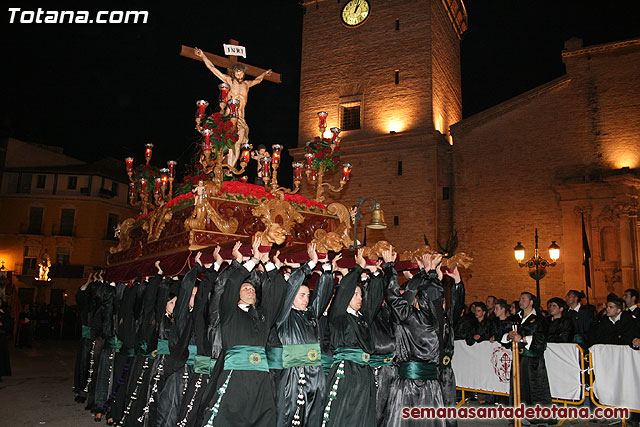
left=303, top=112, right=352, bottom=203
left=194, top=99, right=249, bottom=194
left=125, top=145, right=178, bottom=215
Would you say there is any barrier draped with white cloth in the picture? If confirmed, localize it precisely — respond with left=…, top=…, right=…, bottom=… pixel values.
left=452, top=340, right=583, bottom=401
left=590, top=344, right=640, bottom=411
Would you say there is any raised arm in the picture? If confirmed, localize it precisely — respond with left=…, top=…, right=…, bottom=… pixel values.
left=276, top=244, right=317, bottom=327
left=311, top=262, right=334, bottom=319
left=173, top=256, right=203, bottom=338
left=248, top=69, right=272, bottom=87
left=363, top=265, right=384, bottom=326
left=220, top=241, right=257, bottom=319
left=194, top=47, right=230, bottom=83
left=329, top=248, right=366, bottom=324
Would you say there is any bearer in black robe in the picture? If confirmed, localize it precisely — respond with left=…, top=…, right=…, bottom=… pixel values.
left=200, top=237, right=287, bottom=427
left=274, top=244, right=333, bottom=427
left=438, top=265, right=465, bottom=427
left=140, top=269, right=180, bottom=427
left=106, top=279, right=140, bottom=425
left=501, top=292, right=553, bottom=414
left=322, top=248, right=383, bottom=427
left=74, top=272, right=97, bottom=403
left=0, top=299, right=13, bottom=380
left=175, top=248, right=221, bottom=427
left=588, top=298, right=636, bottom=346
left=157, top=255, right=204, bottom=427
left=382, top=250, right=445, bottom=427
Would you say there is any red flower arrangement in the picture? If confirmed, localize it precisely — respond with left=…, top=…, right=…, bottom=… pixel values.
left=304, top=137, right=341, bottom=172
left=203, top=112, right=238, bottom=153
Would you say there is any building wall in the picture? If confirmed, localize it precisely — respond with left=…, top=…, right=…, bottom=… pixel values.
left=297, top=0, right=462, bottom=250
left=450, top=40, right=640, bottom=304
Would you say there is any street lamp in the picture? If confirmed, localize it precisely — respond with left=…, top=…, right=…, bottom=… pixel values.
left=350, top=197, right=388, bottom=250
left=513, top=228, right=560, bottom=301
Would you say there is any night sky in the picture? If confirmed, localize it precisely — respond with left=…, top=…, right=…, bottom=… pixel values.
left=6, top=1, right=638, bottom=177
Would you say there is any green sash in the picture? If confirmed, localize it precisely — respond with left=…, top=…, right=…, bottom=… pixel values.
left=104, top=337, right=118, bottom=350
left=113, top=337, right=123, bottom=352
left=321, top=354, right=334, bottom=375
left=224, top=345, right=269, bottom=372
left=81, top=325, right=92, bottom=339
left=156, top=339, right=170, bottom=355
left=521, top=348, right=542, bottom=358
left=186, top=344, right=197, bottom=366
left=369, top=353, right=394, bottom=368
left=282, top=343, right=322, bottom=368
left=398, top=361, right=437, bottom=380
left=333, top=347, right=371, bottom=366
left=194, top=355, right=217, bottom=375
left=266, top=347, right=283, bottom=370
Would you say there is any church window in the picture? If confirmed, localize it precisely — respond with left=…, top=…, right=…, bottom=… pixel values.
left=396, top=19, right=400, bottom=30
left=36, top=175, right=46, bottom=188
left=395, top=70, right=400, bottom=84
left=397, top=161, right=403, bottom=176
left=394, top=216, right=399, bottom=226
left=340, top=102, right=361, bottom=130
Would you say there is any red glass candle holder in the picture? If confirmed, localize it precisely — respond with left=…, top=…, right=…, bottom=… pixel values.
left=342, top=163, right=352, bottom=182
left=305, top=152, right=314, bottom=169
left=292, top=162, right=303, bottom=181
left=139, top=178, right=147, bottom=193
left=241, top=143, right=252, bottom=163
left=240, top=176, right=248, bottom=183
left=272, top=144, right=282, bottom=165
left=261, top=156, right=272, bottom=178
left=330, top=127, right=341, bottom=142
left=145, top=143, right=154, bottom=162
left=218, top=83, right=230, bottom=102
left=196, top=100, right=209, bottom=118
left=227, top=99, right=240, bottom=118
left=317, top=111, right=328, bottom=130
left=125, top=157, right=134, bottom=173
left=167, top=161, right=177, bottom=178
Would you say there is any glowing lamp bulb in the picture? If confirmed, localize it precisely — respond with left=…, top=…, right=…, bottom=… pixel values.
left=514, top=242, right=525, bottom=263
left=548, top=241, right=560, bottom=262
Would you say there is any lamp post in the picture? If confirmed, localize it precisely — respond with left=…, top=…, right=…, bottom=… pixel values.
left=350, top=197, right=388, bottom=250
left=514, top=228, right=560, bottom=302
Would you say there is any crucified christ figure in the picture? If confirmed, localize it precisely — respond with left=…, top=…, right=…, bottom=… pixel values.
left=194, top=47, right=272, bottom=167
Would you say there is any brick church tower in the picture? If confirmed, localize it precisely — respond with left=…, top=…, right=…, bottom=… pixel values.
left=294, top=0, right=468, bottom=251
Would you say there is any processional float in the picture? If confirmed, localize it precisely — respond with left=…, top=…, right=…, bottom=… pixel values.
left=106, top=43, right=472, bottom=282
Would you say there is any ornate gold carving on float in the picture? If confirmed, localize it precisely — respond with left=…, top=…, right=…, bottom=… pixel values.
left=143, top=205, right=173, bottom=243
left=184, top=180, right=239, bottom=234
left=110, top=218, right=136, bottom=254
left=252, top=198, right=304, bottom=245
left=311, top=202, right=353, bottom=252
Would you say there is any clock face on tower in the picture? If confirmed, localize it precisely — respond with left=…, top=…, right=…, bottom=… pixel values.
left=341, top=0, right=371, bottom=27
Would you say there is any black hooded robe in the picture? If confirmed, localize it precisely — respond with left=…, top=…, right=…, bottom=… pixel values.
left=383, top=264, right=445, bottom=427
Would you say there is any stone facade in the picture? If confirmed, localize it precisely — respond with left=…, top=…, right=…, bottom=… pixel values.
left=450, top=39, right=640, bottom=303
left=295, top=0, right=465, bottom=250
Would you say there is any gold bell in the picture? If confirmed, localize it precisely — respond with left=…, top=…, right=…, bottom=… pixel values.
left=367, top=203, right=388, bottom=229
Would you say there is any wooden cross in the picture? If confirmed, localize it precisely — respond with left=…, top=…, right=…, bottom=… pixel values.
left=180, top=39, right=282, bottom=84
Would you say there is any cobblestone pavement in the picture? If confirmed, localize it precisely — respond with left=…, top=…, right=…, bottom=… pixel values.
left=0, top=339, right=632, bottom=426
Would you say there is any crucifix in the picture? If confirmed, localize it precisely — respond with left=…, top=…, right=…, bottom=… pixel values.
left=180, top=40, right=281, bottom=83
left=180, top=40, right=281, bottom=166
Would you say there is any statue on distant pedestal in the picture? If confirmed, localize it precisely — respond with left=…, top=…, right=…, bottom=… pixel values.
left=194, top=47, right=272, bottom=166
